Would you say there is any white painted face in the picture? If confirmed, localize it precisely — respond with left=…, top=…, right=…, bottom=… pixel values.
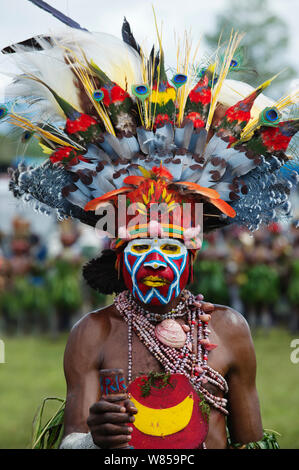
left=122, top=238, right=189, bottom=305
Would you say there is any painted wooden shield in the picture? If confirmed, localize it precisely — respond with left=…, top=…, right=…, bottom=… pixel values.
left=127, top=373, right=209, bottom=449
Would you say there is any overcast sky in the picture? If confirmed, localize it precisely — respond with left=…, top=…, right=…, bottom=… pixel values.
left=0, top=0, right=298, bottom=98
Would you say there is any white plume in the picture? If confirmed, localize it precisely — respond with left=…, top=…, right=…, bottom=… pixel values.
left=2, top=28, right=143, bottom=122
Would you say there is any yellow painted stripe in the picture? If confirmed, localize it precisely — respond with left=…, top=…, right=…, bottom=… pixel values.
left=130, top=394, right=194, bottom=437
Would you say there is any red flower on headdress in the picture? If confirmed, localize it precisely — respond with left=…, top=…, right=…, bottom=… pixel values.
left=101, top=88, right=110, bottom=106
left=154, top=113, right=173, bottom=128
left=102, top=85, right=130, bottom=106
left=151, top=165, right=173, bottom=180
left=268, top=222, right=281, bottom=233
left=188, top=87, right=211, bottom=105
left=228, top=135, right=237, bottom=146
left=50, top=147, right=88, bottom=166
left=65, top=114, right=98, bottom=134
left=261, top=127, right=291, bottom=152
left=185, top=112, right=205, bottom=128
left=225, top=107, right=250, bottom=123
left=111, top=85, right=130, bottom=103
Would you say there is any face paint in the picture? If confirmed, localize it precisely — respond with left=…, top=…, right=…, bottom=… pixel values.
left=122, top=238, right=190, bottom=305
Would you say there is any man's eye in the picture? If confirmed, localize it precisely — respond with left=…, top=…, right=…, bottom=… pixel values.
left=132, top=245, right=150, bottom=252
left=161, top=244, right=180, bottom=253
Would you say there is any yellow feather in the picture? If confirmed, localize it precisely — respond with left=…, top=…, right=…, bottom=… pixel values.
left=138, top=166, right=152, bottom=178
left=238, top=72, right=286, bottom=142
left=8, top=113, right=80, bottom=149
left=63, top=46, right=116, bottom=136
left=150, top=87, right=176, bottom=105
left=142, top=194, right=149, bottom=205
left=175, top=30, right=201, bottom=126
left=206, top=31, right=244, bottom=131
left=150, top=182, right=154, bottom=196
left=207, top=62, right=216, bottom=74
left=151, top=6, right=164, bottom=130
left=38, top=143, right=53, bottom=155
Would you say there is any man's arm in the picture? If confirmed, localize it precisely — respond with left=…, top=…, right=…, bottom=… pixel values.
left=61, top=308, right=136, bottom=448
left=63, top=311, right=107, bottom=436
left=225, top=309, right=263, bottom=445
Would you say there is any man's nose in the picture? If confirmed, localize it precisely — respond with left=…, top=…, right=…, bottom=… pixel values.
left=143, top=251, right=167, bottom=270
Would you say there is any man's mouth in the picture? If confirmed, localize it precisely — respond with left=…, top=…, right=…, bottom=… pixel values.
left=142, top=276, right=171, bottom=287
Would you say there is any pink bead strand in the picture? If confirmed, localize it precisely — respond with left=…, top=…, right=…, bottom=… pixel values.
left=114, top=290, right=228, bottom=415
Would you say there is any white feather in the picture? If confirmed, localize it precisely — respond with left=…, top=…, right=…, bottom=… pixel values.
left=2, top=28, right=143, bottom=123
left=2, top=36, right=79, bottom=116
left=72, top=31, right=143, bottom=92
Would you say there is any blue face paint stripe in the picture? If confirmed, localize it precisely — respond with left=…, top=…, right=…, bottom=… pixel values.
left=144, top=260, right=168, bottom=268
left=167, top=253, right=187, bottom=296
left=124, top=251, right=144, bottom=275
left=124, top=251, right=148, bottom=299
left=124, top=242, right=188, bottom=305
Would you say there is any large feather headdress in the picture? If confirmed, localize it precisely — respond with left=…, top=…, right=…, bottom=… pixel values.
left=1, top=2, right=299, bottom=291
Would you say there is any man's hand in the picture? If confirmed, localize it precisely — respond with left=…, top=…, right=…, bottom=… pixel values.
left=200, top=301, right=215, bottom=314
left=87, top=395, right=138, bottom=448
left=194, top=294, right=215, bottom=315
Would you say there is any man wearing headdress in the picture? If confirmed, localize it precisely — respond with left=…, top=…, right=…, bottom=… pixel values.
left=3, top=1, right=298, bottom=450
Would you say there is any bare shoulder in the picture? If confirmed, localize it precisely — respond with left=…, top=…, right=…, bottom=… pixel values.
left=70, top=304, right=114, bottom=340
left=63, top=303, right=117, bottom=371
left=211, top=304, right=256, bottom=369
left=211, top=304, right=251, bottom=338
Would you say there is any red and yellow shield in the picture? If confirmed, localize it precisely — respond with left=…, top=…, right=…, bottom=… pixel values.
left=127, top=374, right=209, bottom=449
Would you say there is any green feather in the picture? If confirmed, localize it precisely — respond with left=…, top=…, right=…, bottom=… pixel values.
left=89, top=59, right=113, bottom=86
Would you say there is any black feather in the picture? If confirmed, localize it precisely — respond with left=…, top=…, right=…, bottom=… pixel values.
left=2, top=35, right=53, bottom=54
left=28, top=0, right=88, bottom=31
left=121, top=17, right=140, bottom=55
left=149, top=45, right=160, bottom=82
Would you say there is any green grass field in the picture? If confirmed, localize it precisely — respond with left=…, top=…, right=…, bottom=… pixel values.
left=0, top=328, right=298, bottom=449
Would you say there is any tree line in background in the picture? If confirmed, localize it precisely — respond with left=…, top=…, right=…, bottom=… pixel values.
left=205, top=0, right=296, bottom=97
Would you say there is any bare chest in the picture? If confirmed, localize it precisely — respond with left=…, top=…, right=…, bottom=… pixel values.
left=100, top=315, right=229, bottom=448
left=101, top=316, right=230, bottom=395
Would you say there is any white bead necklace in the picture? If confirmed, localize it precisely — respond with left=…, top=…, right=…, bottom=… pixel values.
left=114, top=290, right=228, bottom=415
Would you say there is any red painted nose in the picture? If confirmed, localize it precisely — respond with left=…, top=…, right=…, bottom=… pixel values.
left=143, top=251, right=167, bottom=270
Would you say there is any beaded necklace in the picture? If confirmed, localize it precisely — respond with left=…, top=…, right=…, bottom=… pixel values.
left=114, top=289, right=229, bottom=415
left=127, top=292, right=188, bottom=322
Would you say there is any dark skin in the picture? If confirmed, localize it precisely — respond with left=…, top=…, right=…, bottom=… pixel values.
left=63, top=297, right=263, bottom=448
left=63, top=104, right=263, bottom=449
